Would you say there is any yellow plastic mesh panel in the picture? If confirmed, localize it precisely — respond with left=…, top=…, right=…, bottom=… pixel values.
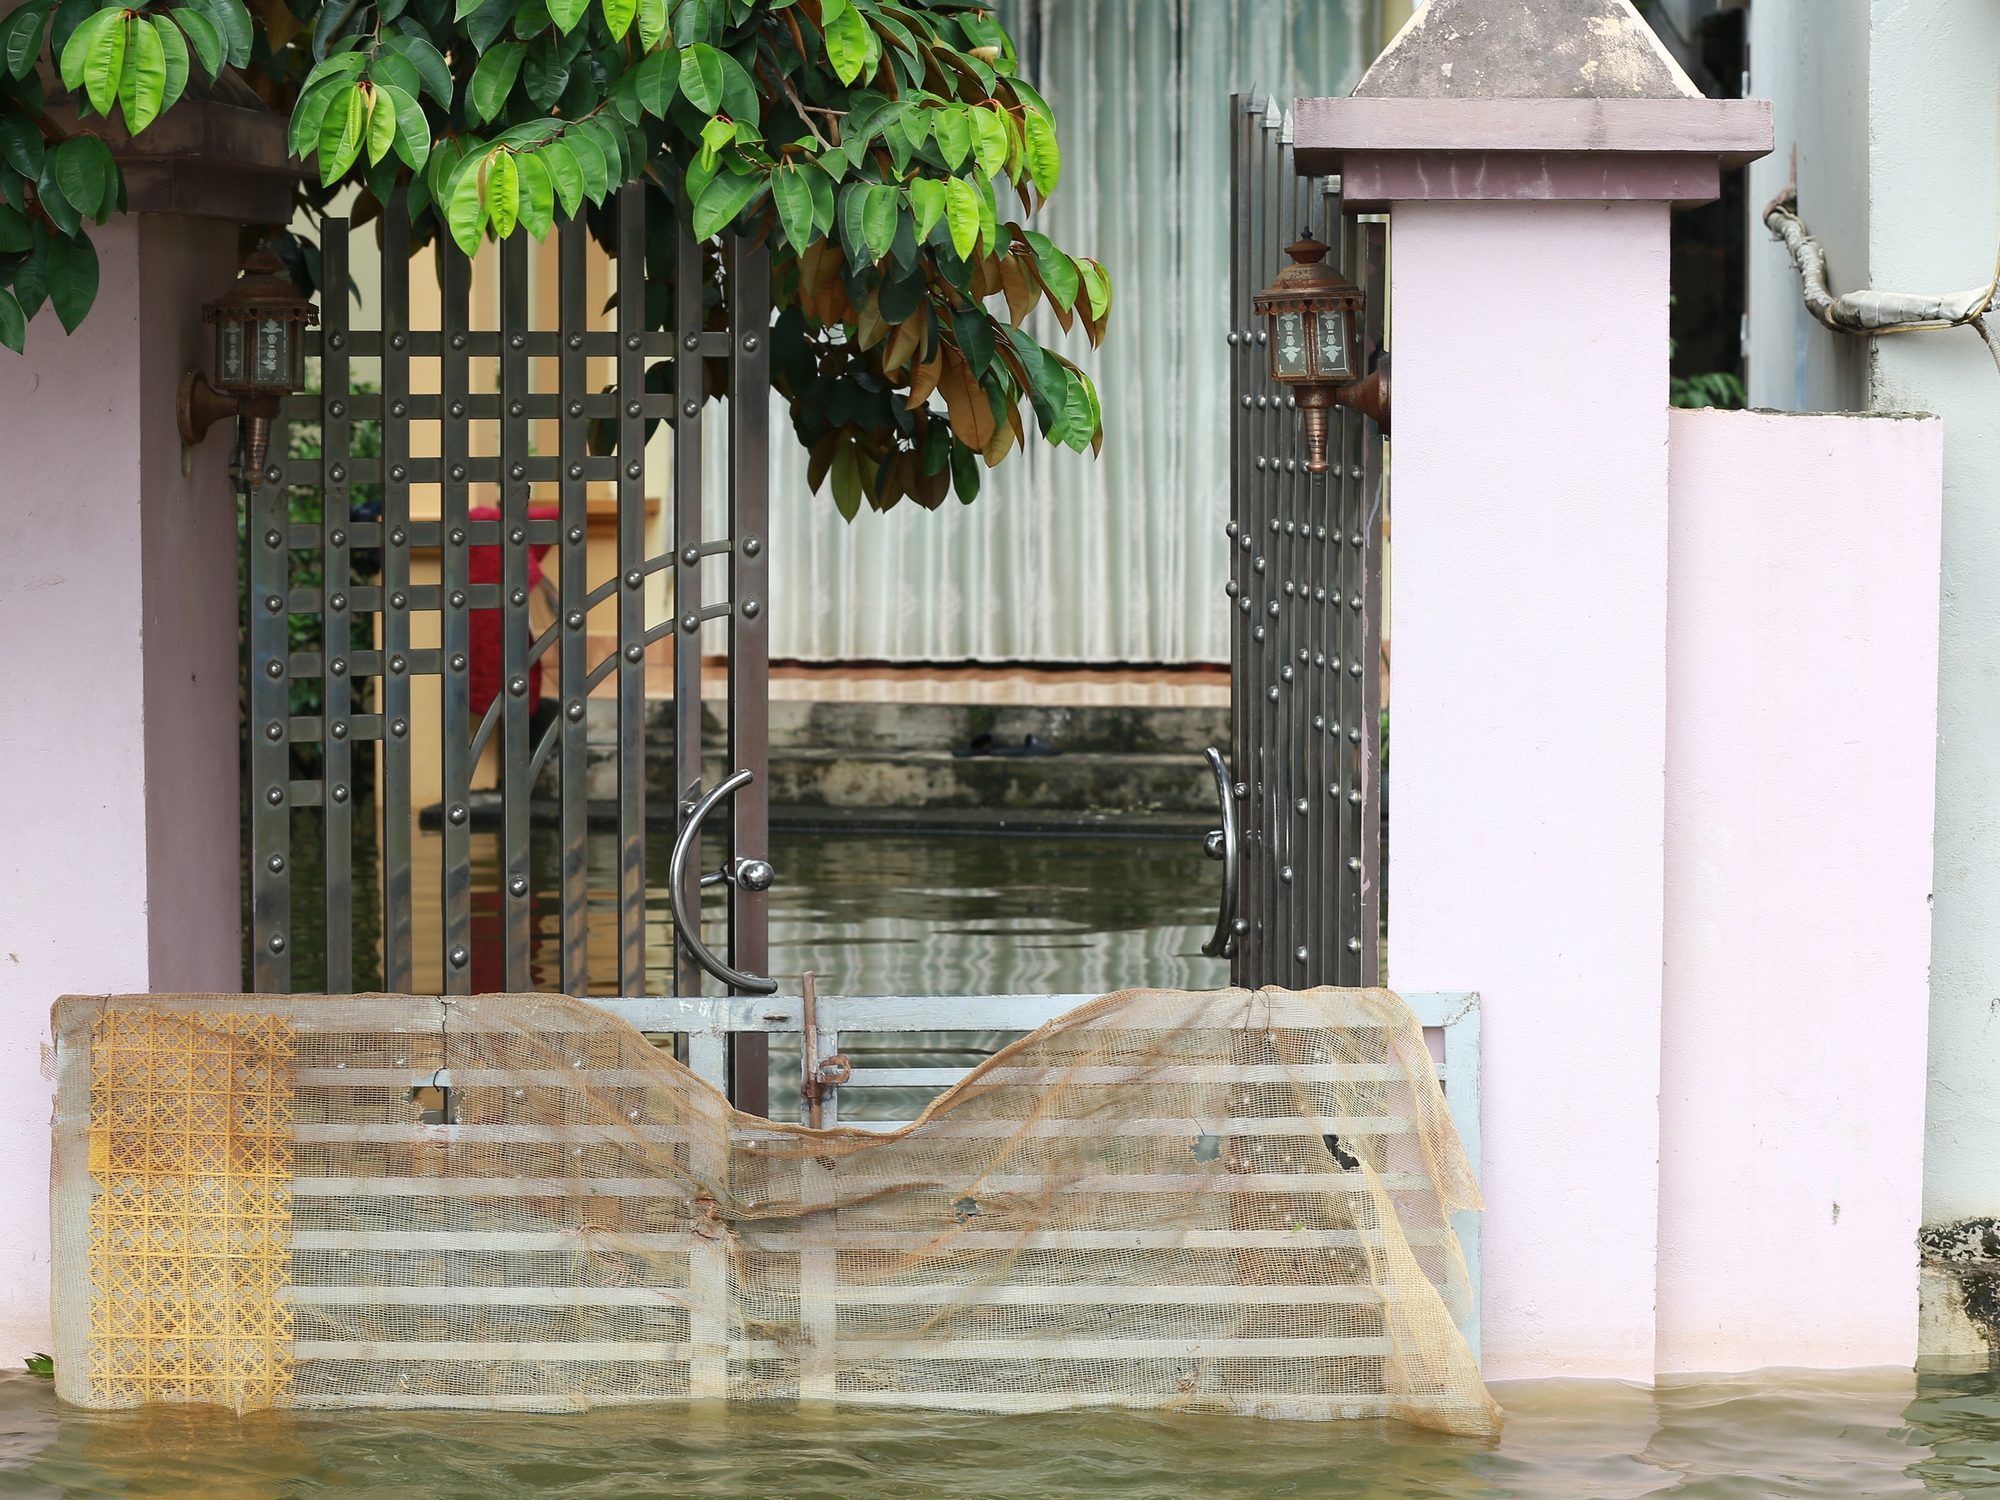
left=81, top=1009, right=294, bottom=1410
left=52, top=988, right=1497, bottom=1436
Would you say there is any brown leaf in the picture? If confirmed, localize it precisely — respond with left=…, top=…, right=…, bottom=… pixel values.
left=906, top=347, right=944, bottom=409
left=258, top=0, right=302, bottom=53
left=807, top=428, right=841, bottom=492
left=914, top=452, right=950, bottom=508
left=937, top=347, right=997, bottom=451
left=884, top=309, right=925, bottom=374
left=974, top=251, right=1005, bottom=300
left=856, top=286, right=889, bottom=350
left=982, top=409, right=1017, bottom=466
left=999, top=255, right=1038, bottom=328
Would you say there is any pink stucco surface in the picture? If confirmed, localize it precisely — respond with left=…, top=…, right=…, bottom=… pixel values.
left=1387, top=198, right=1671, bottom=1382
left=1658, top=409, right=1940, bottom=1372
left=0, top=213, right=242, bottom=1355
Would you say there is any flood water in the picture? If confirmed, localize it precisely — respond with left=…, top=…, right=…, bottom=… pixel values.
left=2, top=1367, right=1996, bottom=1497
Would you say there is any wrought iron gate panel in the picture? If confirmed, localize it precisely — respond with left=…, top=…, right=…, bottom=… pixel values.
left=246, top=184, right=772, bottom=1096
left=1227, top=93, right=1386, bottom=989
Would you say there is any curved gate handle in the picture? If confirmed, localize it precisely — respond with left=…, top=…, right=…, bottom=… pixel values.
left=1201, top=747, right=1242, bottom=959
left=668, top=769, right=780, bottom=995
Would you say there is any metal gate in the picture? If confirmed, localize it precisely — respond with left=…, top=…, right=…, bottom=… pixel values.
left=1210, top=93, right=1386, bottom=989
left=243, top=183, right=775, bottom=1108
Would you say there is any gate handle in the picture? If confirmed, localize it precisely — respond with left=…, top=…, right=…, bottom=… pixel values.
left=668, top=769, right=780, bottom=995
left=1201, top=747, right=1242, bottom=959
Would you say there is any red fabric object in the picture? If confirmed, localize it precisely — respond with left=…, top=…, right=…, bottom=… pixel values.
left=466, top=504, right=560, bottom=719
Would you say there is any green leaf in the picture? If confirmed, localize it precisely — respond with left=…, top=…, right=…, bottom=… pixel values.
left=58, top=6, right=109, bottom=94
left=803, top=156, right=834, bottom=232
left=1022, top=228, right=1077, bottom=308
left=861, top=181, right=897, bottom=259
left=485, top=148, right=519, bottom=236
left=679, top=41, right=721, bottom=113
left=318, top=82, right=365, bottom=185
left=630, top=45, right=676, bottom=116
left=950, top=435, right=980, bottom=503
left=34, top=155, right=78, bottom=235
left=691, top=164, right=762, bottom=239
left=842, top=90, right=906, bottom=152
left=171, top=6, right=220, bottom=78
left=931, top=105, right=970, bottom=170
left=512, top=0, right=550, bottom=32
left=446, top=150, right=488, bottom=254
left=1022, top=106, right=1058, bottom=196
left=1078, top=258, right=1109, bottom=320
left=0, top=114, right=43, bottom=180
left=372, top=50, right=423, bottom=99
left=288, top=74, right=345, bottom=158
left=968, top=104, right=1007, bottom=179
left=117, top=13, right=165, bottom=132
left=697, top=112, right=734, bottom=168
left=377, top=83, right=429, bottom=171
left=580, top=114, right=626, bottom=181
left=1054, top=366, right=1092, bottom=452
left=537, top=137, right=581, bottom=216
left=771, top=162, right=811, bottom=251
left=12, top=220, right=47, bottom=317
left=45, top=227, right=96, bottom=333
left=822, top=0, right=867, bottom=85
left=522, top=36, right=569, bottom=107
left=546, top=0, right=587, bottom=32
left=715, top=46, right=756, bottom=125
left=943, top=175, right=978, bottom=262
left=53, top=135, right=106, bottom=217
left=563, top=125, right=605, bottom=201
left=365, top=80, right=396, bottom=165
left=0, top=285, right=22, bottom=353
left=468, top=39, right=525, bottom=125
left=908, top=176, right=944, bottom=241
left=381, top=33, right=453, bottom=103
left=2, top=6, right=50, bottom=82
left=636, top=0, right=667, bottom=49
left=514, top=147, right=552, bottom=235
left=202, top=0, right=250, bottom=67
left=151, top=16, right=188, bottom=120
left=82, top=11, right=126, bottom=117
left=462, top=0, right=514, bottom=53
left=829, top=434, right=861, bottom=519
left=600, top=0, right=635, bottom=39
left=0, top=202, right=29, bottom=252
left=974, top=170, right=996, bottom=256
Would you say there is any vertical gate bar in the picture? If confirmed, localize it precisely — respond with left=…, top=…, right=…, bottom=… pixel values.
left=440, top=239, right=474, bottom=994
left=1253, top=102, right=1278, bottom=989
left=1329, top=208, right=1353, bottom=987
left=670, top=194, right=704, bottom=998
left=1358, top=220, right=1388, bottom=987
left=320, top=218, right=353, bottom=995
left=250, top=436, right=292, bottom=992
left=500, top=233, right=533, bottom=991
left=381, top=187, right=414, bottom=993
left=727, top=233, right=771, bottom=1113
left=1227, top=93, right=1248, bottom=984
left=558, top=215, right=591, bottom=997
left=617, top=183, right=650, bottom=997
left=1276, top=133, right=1301, bottom=987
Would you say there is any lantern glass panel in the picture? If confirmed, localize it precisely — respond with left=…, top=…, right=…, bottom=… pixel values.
left=255, top=317, right=290, bottom=389
left=1315, top=307, right=1351, bottom=380
left=218, top=318, right=246, bottom=387
left=1273, top=311, right=1308, bottom=378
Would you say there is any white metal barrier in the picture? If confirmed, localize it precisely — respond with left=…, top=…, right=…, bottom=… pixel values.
left=588, top=989, right=1483, bottom=1362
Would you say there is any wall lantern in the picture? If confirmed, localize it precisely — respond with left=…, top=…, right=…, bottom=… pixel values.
left=178, top=248, right=319, bottom=484
left=1251, top=231, right=1390, bottom=470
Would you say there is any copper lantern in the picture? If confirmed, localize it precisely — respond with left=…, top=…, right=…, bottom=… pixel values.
left=1251, top=232, right=1385, bottom=472
left=179, top=248, right=319, bottom=483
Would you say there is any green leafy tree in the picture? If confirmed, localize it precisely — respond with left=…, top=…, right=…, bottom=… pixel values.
left=2, top=0, right=1108, bottom=514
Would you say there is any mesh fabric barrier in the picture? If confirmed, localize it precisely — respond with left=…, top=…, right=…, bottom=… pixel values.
left=53, top=988, right=1498, bottom=1436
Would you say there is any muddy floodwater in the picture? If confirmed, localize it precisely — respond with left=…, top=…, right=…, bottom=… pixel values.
left=0, top=1367, right=1995, bottom=1497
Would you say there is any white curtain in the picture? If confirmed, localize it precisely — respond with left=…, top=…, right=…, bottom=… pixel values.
left=723, top=0, right=1376, bottom=664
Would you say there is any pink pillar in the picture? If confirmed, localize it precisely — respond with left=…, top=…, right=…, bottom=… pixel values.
left=0, top=212, right=253, bottom=1355
left=1658, top=409, right=1940, bottom=1372
left=1384, top=198, right=1673, bottom=1380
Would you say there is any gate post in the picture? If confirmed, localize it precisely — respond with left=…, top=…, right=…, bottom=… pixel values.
left=1294, top=0, right=1770, bottom=1381
left=0, top=98, right=294, bottom=1349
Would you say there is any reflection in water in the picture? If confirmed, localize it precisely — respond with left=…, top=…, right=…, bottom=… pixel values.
left=3, top=1366, right=1996, bottom=1497
left=413, top=826, right=1232, bottom=999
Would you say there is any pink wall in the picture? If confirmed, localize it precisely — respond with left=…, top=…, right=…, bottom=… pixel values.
left=1658, top=409, right=1940, bottom=1371
left=0, top=212, right=242, bottom=1355
left=1387, top=198, right=1671, bottom=1382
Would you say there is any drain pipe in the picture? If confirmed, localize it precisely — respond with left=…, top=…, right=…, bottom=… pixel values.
left=1764, top=179, right=2000, bottom=374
